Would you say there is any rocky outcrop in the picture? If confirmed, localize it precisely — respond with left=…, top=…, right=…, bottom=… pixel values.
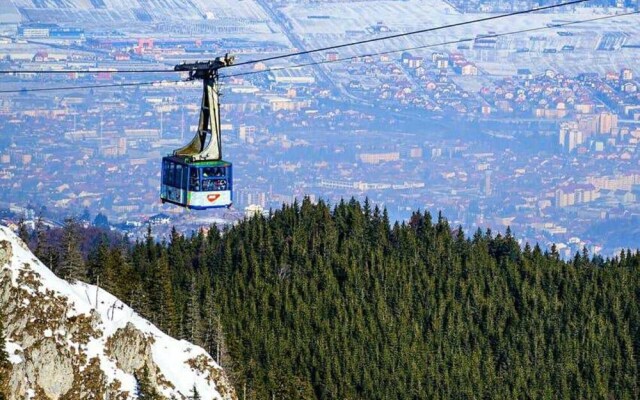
left=0, top=226, right=236, bottom=400
left=106, top=323, right=156, bottom=376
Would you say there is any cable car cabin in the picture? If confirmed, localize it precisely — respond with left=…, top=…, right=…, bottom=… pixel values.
left=160, top=55, right=236, bottom=210
left=161, top=156, right=233, bottom=209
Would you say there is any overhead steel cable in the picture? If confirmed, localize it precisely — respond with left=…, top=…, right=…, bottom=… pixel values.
left=0, top=80, right=186, bottom=94
left=1, top=7, right=637, bottom=93
left=222, top=11, right=640, bottom=79
left=0, top=0, right=591, bottom=76
left=231, top=0, right=593, bottom=67
left=0, top=68, right=173, bottom=74
left=1, top=11, right=636, bottom=94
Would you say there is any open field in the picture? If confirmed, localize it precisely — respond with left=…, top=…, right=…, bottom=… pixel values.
left=1, top=0, right=292, bottom=47
left=279, top=0, right=640, bottom=75
left=6, top=0, right=270, bottom=22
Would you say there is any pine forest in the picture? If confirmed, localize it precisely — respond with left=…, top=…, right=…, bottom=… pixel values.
left=20, top=199, right=640, bottom=399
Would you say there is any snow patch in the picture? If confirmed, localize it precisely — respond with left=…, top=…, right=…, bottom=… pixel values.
left=0, top=226, right=231, bottom=399
left=6, top=340, right=23, bottom=364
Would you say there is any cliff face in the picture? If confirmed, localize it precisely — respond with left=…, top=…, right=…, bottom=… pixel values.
left=0, top=226, right=236, bottom=400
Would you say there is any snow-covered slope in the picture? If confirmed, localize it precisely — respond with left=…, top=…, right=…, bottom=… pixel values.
left=0, top=225, right=236, bottom=400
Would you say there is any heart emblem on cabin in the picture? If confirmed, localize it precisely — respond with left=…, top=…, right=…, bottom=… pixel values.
left=207, top=194, right=221, bottom=203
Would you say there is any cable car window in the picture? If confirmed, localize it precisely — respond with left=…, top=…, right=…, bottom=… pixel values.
left=175, top=164, right=183, bottom=189
left=202, top=178, right=227, bottom=191
left=203, top=167, right=225, bottom=178
left=189, top=168, right=200, bottom=191
left=167, top=163, right=175, bottom=186
left=214, top=179, right=228, bottom=190
left=162, top=162, right=170, bottom=185
left=182, top=165, right=188, bottom=190
left=202, top=179, right=214, bottom=191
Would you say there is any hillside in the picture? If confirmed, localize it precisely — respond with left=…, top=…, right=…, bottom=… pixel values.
left=208, top=200, right=640, bottom=399
left=0, top=225, right=235, bottom=400
left=11, top=199, right=640, bottom=399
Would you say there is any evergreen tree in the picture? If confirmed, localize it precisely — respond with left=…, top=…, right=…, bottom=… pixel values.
left=59, top=217, right=86, bottom=282
left=201, top=293, right=226, bottom=365
left=183, top=275, right=202, bottom=343
left=150, top=254, right=177, bottom=335
left=33, top=216, right=58, bottom=272
left=103, top=245, right=130, bottom=301
left=134, top=366, right=160, bottom=400
left=87, top=237, right=109, bottom=285
left=79, top=207, right=91, bottom=224
left=93, top=213, right=110, bottom=229
left=29, top=199, right=640, bottom=400
left=189, top=384, right=201, bottom=400
left=17, top=218, right=29, bottom=246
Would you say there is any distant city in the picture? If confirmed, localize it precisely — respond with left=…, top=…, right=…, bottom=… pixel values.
left=1, top=0, right=640, bottom=257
